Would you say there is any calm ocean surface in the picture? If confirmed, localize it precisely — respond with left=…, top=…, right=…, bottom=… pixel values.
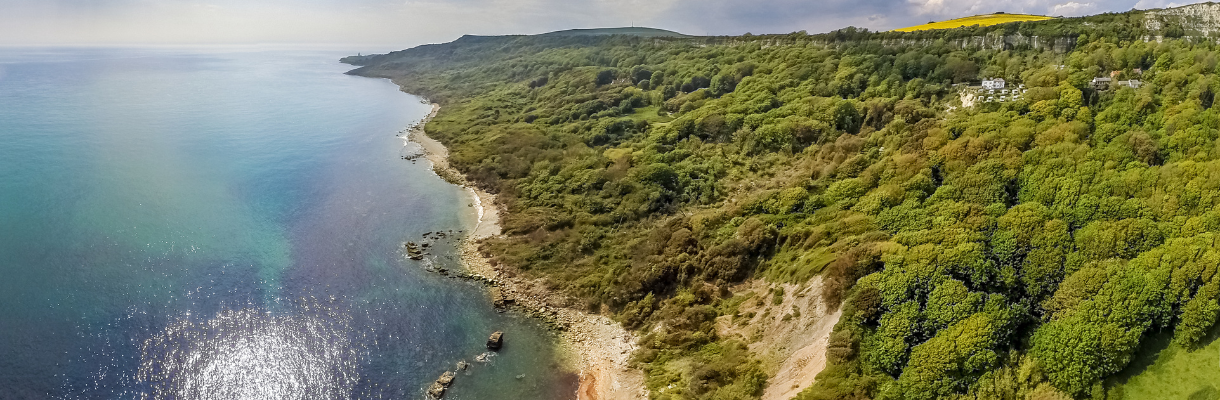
left=0, top=47, right=574, bottom=399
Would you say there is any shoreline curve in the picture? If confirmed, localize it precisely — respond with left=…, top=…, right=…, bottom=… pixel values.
left=405, top=101, right=648, bottom=400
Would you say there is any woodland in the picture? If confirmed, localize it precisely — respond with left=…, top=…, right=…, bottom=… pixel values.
left=346, top=10, right=1220, bottom=399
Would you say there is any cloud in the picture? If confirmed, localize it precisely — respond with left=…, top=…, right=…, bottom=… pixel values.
left=643, top=0, right=897, bottom=35
left=1133, top=0, right=1188, bottom=9
left=0, top=0, right=1185, bottom=46
left=1051, top=1, right=1112, bottom=16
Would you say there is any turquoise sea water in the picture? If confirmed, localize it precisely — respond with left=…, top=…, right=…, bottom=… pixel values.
left=0, top=47, right=574, bottom=399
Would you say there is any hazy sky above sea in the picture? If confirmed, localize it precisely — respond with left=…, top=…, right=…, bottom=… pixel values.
left=0, top=0, right=1196, bottom=49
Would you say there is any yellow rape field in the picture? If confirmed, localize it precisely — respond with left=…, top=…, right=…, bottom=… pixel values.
left=894, top=13, right=1053, bottom=32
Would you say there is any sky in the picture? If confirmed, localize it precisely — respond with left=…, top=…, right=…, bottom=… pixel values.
left=0, top=0, right=1198, bottom=49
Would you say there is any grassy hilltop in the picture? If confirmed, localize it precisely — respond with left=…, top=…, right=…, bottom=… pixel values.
left=539, top=27, right=691, bottom=38
left=349, top=4, right=1220, bottom=399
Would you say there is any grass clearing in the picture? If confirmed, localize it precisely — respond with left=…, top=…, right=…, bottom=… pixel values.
left=624, top=105, right=673, bottom=124
left=894, top=13, right=1053, bottom=32
left=1110, top=323, right=1220, bottom=399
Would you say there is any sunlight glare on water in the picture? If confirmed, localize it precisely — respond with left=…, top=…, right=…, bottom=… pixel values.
left=138, top=301, right=359, bottom=400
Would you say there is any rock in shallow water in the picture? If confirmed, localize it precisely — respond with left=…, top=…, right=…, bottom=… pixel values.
left=427, top=370, right=456, bottom=398
left=487, top=331, right=504, bottom=350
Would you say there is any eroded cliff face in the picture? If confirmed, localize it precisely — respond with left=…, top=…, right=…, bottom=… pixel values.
left=1146, top=2, right=1220, bottom=36
left=879, top=32, right=1077, bottom=52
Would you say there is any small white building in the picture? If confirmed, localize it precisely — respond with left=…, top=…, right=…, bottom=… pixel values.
left=1091, top=77, right=1112, bottom=91
left=1115, top=80, right=1142, bottom=89
left=982, top=78, right=1006, bottom=90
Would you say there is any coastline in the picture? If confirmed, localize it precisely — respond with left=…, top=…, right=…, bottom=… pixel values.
left=406, top=103, right=648, bottom=400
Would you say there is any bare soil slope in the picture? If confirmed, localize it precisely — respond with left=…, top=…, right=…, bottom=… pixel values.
left=716, top=276, right=842, bottom=400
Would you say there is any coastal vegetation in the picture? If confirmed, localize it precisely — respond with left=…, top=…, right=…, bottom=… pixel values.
left=348, top=5, right=1220, bottom=399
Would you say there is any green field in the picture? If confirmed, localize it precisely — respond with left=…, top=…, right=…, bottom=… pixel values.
left=1115, top=326, right=1220, bottom=399
left=624, top=105, right=675, bottom=124
left=894, top=13, right=1053, bottom=32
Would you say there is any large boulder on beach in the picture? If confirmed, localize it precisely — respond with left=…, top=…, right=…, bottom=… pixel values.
left=487, top=331, right=504, bottom=350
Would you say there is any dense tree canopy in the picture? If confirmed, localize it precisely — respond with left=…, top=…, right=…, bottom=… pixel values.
left=347, top=9, right=1220, bottom=399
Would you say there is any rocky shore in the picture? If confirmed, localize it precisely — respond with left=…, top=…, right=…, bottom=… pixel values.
left=406, top=102, right=647, bottom=400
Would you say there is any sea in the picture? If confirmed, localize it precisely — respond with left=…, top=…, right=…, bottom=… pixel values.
left=0, top=47, right=575, bottom=400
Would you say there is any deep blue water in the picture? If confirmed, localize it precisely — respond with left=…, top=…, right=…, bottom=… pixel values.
left=0, top=47, right=574, bottom=400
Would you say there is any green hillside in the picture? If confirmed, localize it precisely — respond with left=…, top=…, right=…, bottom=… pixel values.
left=348, top=4, right=1220, bottom=399
left=540, top=27, right=690, bottom=38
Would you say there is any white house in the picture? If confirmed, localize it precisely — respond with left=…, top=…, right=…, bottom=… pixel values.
left=982, top=78, right=1006, bottom=90
left=1115, top=80, right=1142, bottom=89
left=1091, top=77, right=1112, bottom=91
